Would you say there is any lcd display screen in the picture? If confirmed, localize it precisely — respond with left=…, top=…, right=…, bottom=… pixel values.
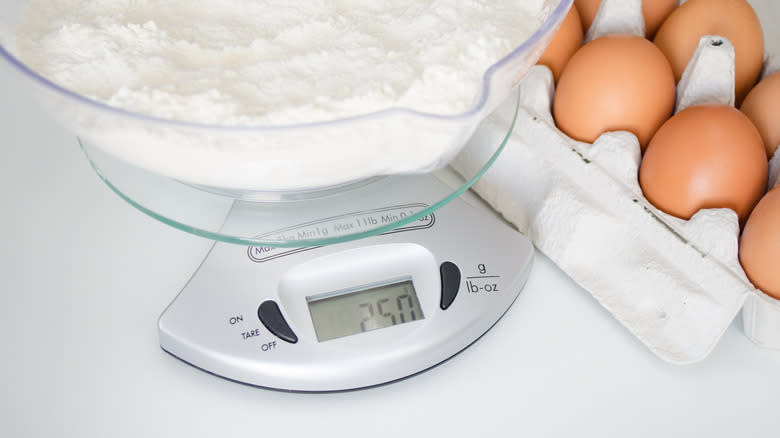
left=307, top=280, right=424, bottom=342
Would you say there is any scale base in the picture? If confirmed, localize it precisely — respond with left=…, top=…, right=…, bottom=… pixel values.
left=158, top=179, right=534, bottom=392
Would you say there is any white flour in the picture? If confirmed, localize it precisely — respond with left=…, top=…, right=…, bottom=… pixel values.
left=15, top=0, right=544, bottom=126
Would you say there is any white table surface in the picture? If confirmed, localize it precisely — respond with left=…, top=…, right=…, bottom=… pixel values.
left=2, top=2, right=780, bottom=437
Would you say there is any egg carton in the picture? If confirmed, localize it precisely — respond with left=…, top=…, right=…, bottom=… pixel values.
left=453, top=0, right=780, bottom=363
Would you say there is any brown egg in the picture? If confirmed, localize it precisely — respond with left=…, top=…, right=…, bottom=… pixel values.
left=653, top=0, right=764, bottom=104
left=537, top=4, right=584, bottom=82
left=573, top=0, right=601, bottom=33
left=740, top=186, right=780, bottom=300
left=553, top=34, right=675, bottom=149
left=639, top=104, right=768, bottom=224
left=740, top=72, right=780, bottom=159
left=574, top=0, right=678, bottom=38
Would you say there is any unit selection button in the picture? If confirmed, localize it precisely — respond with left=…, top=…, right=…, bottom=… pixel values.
left=257, top=300, right=298, bottom=344
left=440, top=261, right=461, bottom=310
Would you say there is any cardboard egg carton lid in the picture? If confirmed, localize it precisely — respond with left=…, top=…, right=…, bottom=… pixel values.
left=453, top=0, right=780, bottom=363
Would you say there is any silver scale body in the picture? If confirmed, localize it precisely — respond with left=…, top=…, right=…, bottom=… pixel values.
left=159, top=173, right=534, bottom=391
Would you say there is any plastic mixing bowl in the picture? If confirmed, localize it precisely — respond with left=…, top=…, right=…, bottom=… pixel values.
left=0, top=0, right=572, bottom=195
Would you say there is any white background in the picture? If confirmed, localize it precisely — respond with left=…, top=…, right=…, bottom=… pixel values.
left=2, top=1, right=780, bottom=437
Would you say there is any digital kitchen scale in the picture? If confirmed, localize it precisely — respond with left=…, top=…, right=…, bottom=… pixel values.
left=81, top=92, right=535, bottom=391
left=158, top=175, right=533, bottom=391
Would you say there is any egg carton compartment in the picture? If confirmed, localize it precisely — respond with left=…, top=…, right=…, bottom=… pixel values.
left=453, top=0, right=780, bottom=364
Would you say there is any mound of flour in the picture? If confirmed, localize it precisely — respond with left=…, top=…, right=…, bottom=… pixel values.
left=15, top=0, right=544, bottom=126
